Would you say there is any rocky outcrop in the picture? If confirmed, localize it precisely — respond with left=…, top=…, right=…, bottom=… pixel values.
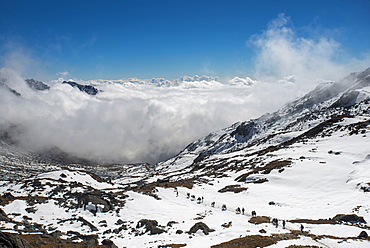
left=0, top=209, right=10, bottom=222
left=57, top=217, right=98, bottom=232
left=332, top=214, right=366, bottom=224
left=62, top=81, right=98, bottom=95
left=25, top=79, right=50, bottom=91
left=188, top=222, right=213, bottom=235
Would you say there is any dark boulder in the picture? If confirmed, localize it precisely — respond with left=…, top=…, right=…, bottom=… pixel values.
left=188, top=222, right=212, bottom=235
left=358, top=231, right=368, bottom=239
left=136, top=219, right=165, bottom=235
left=74, top=192, right=112, bottom=213
left=0, top=231, right=31, bottom=248
left=102, top=239, right=118, bottom=248
left=332, top=214, right=366, bottom=224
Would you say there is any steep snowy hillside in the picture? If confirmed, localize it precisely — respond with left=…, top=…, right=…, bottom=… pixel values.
left=0, top=68, right=369, bottom=248
left=156, top=67, right=370, bottom=174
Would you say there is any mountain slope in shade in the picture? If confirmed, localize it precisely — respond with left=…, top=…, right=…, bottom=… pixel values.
left=25, top=79, right=50, bottom=91
left=62, top=81, right=99, bottom=95
left=0, top=68, right=369, bottom=247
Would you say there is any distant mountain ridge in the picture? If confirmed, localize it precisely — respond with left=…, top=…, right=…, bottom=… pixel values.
left=82, top=75, right=255, bottom=87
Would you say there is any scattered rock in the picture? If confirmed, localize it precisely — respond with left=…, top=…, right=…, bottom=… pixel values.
left=259, top=229, right=267, bottom=233
left=25, top=207, right=37, bottom=214
left=358, top=182, right=370, bottom=192
left=167, top=221, right=178, bottom=227
left=66, top=230, right=80, bottom=237
left=115, top=219, right=124, bottom=225
left=221, top=221, right=232, bottom=228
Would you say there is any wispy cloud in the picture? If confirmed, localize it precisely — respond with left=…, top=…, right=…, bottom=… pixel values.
left=56, top=71, right=69, bottom=77
left=248, top=13, right=370, bottom=83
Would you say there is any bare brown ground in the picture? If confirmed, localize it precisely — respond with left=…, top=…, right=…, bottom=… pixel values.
left=289, top=219, right=336, bottom=224
left=0, top=196, right=48, bottom=206
left=158, top=244, right=187, bottom=248
left=211, top=232, right=299, bottom=248
left=211, top=229, right=370, bottom=248
left=7, top=233, right=107, bottom=248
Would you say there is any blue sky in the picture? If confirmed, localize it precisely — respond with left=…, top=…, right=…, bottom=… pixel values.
left=1, top=0, right=369, bottom=81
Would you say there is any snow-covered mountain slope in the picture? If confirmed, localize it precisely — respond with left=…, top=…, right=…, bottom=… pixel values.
left=0, top=68, right=370, bottom=248
left=156, top=67, right=370, bottom=174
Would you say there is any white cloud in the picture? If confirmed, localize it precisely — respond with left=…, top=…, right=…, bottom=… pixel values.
left=1, top=69, right=265, bottom=164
